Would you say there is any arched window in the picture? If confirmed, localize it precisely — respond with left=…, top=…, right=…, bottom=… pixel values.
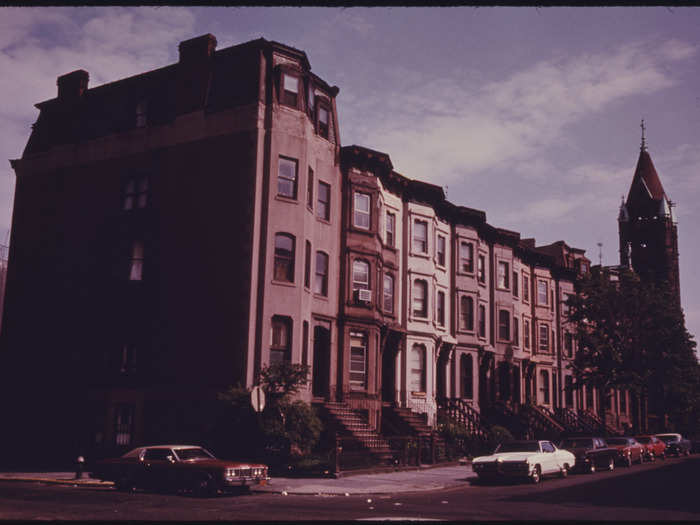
left=412, top=279, right=428, bottom=317
left=274, top=233, right=295, bottom=282
left=460, top=354, right=473, bottom=399
left=410, top=344, right=426, bottom=392
left=460, top=296, right=474, bottom=331
left=540, top=369, right=550, bottom=404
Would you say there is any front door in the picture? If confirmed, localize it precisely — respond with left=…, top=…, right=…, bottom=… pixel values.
left=382, top=341, right=396, bottom=402
left=312, top=324, right=330, bottom=398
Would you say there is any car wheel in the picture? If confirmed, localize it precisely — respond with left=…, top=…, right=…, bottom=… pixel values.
left=649, top=452, right=655, bottom=462
left=685, top=449, right=691, bottom=457
left=625, top=455, right=633, bottom=467
left=192, top=474, right=217, bottom=498
left=530, top=465, right=541, bottom=484
left=588, top=461, right=596, bottom=474
left=115, top=478, right=134, bottom=492
left=608, top=458, right=615, bottom=471
left=560, top=464, right=569, bottom=478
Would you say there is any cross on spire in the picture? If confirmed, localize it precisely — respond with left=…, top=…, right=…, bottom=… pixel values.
left=640, top=118, right=647, bottom=151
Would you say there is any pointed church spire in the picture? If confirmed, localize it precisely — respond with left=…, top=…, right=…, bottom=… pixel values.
left=640, top=118, right=647, bottom=151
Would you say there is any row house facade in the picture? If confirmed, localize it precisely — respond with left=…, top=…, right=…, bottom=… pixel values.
left=3, top=34, right=614, bottom=465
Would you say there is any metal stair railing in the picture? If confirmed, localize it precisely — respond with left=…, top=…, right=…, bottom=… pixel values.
left=521, top=404, right=565, bottom=439
left=437, top=397, right=489, bottom=440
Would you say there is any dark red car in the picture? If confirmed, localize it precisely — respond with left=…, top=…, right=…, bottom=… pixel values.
left=605, top=437, right=645, bottom=467
left=90, top=445, right=269, bottom=496
left=635, top=435, right=666, bottom=461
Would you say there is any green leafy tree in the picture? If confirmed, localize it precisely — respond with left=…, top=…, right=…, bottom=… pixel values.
left=567, top=266, right=698, bottom=434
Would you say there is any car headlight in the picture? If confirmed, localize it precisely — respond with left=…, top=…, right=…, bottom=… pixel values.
left=497, top=457, right=504, bottom=463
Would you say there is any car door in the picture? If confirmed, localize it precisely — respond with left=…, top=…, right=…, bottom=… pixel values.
left=541, top=441, right=558, bottom=473
left=142, top=448, right=174, bottom=488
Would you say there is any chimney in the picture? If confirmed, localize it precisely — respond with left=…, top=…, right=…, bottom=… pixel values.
left=57, top=70, right=89, bottom=100
left=178, top=34, right=217, bottom=64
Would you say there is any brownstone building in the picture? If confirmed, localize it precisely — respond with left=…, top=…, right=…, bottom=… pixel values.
left=3, top=34, right=608, bottom=466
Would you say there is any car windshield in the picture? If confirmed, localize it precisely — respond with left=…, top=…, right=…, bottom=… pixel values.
left=175, top=448, right=215, bottom=461
left=560, top=439, right=593, bottom=449
left=606, top=438, right=629, bottom=445
left=635, top=437, right=650, bottom=444
left=657, top=435, right=678, bottom=443
left=495, top=441, right=540, bottom=453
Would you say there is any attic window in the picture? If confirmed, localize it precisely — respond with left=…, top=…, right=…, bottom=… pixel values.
left=318, top=104, right=329, bottom=139
left=281, top=73, right=299, bottom=108
left=136, top=100, right=148, bottom=128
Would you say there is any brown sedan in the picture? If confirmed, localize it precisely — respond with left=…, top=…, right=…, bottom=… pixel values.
left=635, top=435, right=666, bottom=461
left=90, top=445, right=269, bottom=496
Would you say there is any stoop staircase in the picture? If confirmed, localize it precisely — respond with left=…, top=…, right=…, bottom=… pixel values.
left=316, top=401, right=394, bottom=466
left=382, top=405, right=447, bottom=462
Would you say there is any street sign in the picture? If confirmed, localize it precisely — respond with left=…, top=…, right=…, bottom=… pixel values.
left=250, top=385, right=265, bottom=413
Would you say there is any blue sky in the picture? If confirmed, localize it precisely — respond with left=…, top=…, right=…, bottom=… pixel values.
left=1, top=6, right=699, bottom=342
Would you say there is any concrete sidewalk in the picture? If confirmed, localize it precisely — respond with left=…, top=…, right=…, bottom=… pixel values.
left=0, top=464, right=475, bottom=495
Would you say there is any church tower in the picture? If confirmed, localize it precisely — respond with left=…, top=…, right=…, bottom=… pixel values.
left=618, top=121, right=681, bottom=305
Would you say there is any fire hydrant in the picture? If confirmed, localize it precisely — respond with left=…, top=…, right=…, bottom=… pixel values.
left=75, top=456, right=85, bottom=479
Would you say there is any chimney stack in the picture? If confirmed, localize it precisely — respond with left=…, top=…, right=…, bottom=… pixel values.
left=57, top=70, right=89, bottom=100
left=178, top=34, right=217, bottom=64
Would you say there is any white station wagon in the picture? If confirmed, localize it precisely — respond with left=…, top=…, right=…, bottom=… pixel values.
left=472, top=440, right=576, bottom=484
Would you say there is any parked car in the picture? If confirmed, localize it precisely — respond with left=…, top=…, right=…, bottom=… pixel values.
left=471, top=440, right=575, bottom=484
left=605, top=437, right=645, bottom=466
left=635, top=435, right=666, bottom=461
left=558, top=436, right=618, bottom=473
left=90, top=445, right=269, bottom=496
left=655, top=433, right=692, bottom=457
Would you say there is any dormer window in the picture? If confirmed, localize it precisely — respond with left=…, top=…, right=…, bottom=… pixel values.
left=135, top=100, right=147, bottom=128
left=281, top=72, right=299, bottom=108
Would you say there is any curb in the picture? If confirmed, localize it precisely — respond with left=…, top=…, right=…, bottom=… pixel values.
left=0, top=477, right=113, bottom=487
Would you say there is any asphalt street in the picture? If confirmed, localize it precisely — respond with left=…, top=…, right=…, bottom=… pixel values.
left=0, top=456, right=697, bottom=521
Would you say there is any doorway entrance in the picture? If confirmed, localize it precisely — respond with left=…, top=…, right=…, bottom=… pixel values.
left=312, top=323, right=331, bottom=398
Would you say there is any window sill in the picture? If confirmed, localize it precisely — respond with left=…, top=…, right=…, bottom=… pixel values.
left=275, top=195, right=299, bottom=205
left=272, top=279, right=297, bottom=288
left=313, top=293, right=329, bottom=302
left=316, top=216, right=332, bottom=226
left=410, top=252, right=430, bottom=260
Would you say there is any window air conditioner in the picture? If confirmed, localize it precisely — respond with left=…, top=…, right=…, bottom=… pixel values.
left=357, top=289, right=372, bottom=303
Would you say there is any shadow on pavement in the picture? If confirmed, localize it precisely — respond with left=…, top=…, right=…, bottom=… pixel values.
left=504, top=457, right=700, bottom=514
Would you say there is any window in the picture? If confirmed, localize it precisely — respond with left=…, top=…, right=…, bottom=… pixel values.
left=281, top=72, right=299, bottom=107
left=540, top=369, right=550, bottom=404
left=537, top=279, right=548, bottom=305
left=478, top=304, right=486, bottom=338
left=114, top=404, right=134, bottom=446
left=317, top=181, right=330, bottom=220
left=129, top=241, right=144, bottom=281
left=307, top=168, right=314, bottom=209
left=542, top=441, right=555, bottom=453
left=513, top=271, right=519, bottom=297
left=383, top=274, right=394, bottom=313
left=437, top=235, right=446, bottom=266
left=120, top=344, right=136, bottom=374
left=513, top=317, right=520, bottom=346
left=437, top=291, right=445, bottom=326
left=314, top=252, right=328, bottom=296
left=460, top=296, right=474, bottom=331
left=524, top=319, right=531, bottom=349
left=307, top=82, right=314, bottom=117
left=278, top=157, right=298, bottom=199
left=318, top=105, right=329, bottom=139
left=523, top=274, right=530, bottom=302
left=498, top=310, right=510, bottom=340
left=460, top=354, right=473, bottom=399
left=274, top=233, right=295, bottom=282
left=122, top=175, right=149, bottom=211
left=349, top=332, right=367, bottom=389
left=135, top=100, right=147, bottom=128
left=460, top=242, right=474, bottom=273
left=302, top=321, right=309, bottom=366
left=353, top=192, right=371, bottom=229
left=564, top=332, right=573, bottom=358
left=562, top=293, right=574, bottom=316
left=271, top=316, right=292, bottom=364
left=410, top=344, right=426, bottom=392
left=413, top=220, right=428, bottom=254
left=550, top=290, right=554, bottom=311
left=539, top=324, right=550, bottom=353
left=413, top=279, right=428, bottom=317
left=477, top=254, right=486, bottom=283
left=497, top=261, right=510, bottom=289
left=385, top=212, right=395, bottom=247
left=304, top=241, right=311, bottom=288
left=565, top=375, right=574, bottom=408
left=353, top=260, right=370, bottom=291
left=551, top=329, right=556, bottom=353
